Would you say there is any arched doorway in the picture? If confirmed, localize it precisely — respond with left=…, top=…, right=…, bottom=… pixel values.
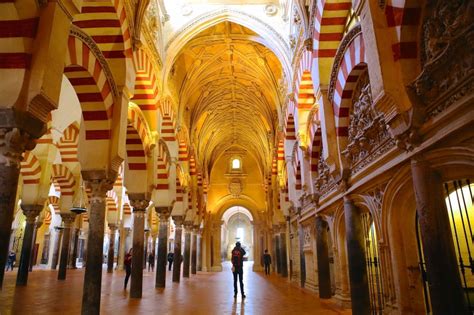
left=221, top=206, right=254, bottom=263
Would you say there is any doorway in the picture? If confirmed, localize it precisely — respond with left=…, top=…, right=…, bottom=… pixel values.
left=221, top=206, right=254, bottom=262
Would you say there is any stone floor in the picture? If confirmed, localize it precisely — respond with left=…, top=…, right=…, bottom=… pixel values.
left=0, top=262, right=350, bottom=314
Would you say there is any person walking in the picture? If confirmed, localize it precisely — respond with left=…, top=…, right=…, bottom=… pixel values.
left=263, top=249, right=271, bottom=275
left=148, top=252, right=155, bottom=272
left=6, top=251, right=16, bottom=271
left=231, top=242, right=246, bottom=299
left=124, top=249, right=132, bottom=290
left=167, top=252, right=174, bottom=271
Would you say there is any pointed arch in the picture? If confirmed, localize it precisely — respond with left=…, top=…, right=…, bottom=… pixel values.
left=20, top=151, right=41, bottom=185
left=58, top=122, right=80, bottom=163
left=51, top=164, right=76, bottom=197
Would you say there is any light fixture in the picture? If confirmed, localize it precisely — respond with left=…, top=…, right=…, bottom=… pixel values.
left=71, top=177, right=87, bottom=215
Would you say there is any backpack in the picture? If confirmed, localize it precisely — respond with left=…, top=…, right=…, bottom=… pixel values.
left=231, top=248, right=242, bottom=267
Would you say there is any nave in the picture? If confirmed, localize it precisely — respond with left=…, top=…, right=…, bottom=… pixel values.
left=0, top=262, right=349, bottom=315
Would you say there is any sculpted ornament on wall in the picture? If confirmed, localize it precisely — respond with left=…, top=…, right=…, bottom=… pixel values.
left=410, top=0, right=473, bottom=119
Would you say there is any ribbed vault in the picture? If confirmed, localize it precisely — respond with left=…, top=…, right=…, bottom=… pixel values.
left=170, top=21, right=283, bottom=177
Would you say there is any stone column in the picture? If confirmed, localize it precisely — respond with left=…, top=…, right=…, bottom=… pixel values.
left=182, top=223, right=192, bottom=278
left=16, top=204, right=43, bottom=285
left=107, top=224, right=117, bottom=273
left=58, top=213, right=76, bottom=280
left=155, top=208, right=169, bottom=288
left=344, top=197, right=370, bottom=315
left=81, top=178, right=113, bottom=315
left=197, top=229, right=202, bottom=272
left=0, top=126, right=36, bottom=288
left=274, top=231, right=281, bottom=274
left=172, top=216, right=184, bottom=282
left=279, top=224, right=288, bottom=277
left=411, top=159, right=468, bottom=314
left=117, top=225, right=127, bottom=270
left=316, top=216, right=332, bottom=299
left=298, top=223, right=306, bottom=287
left=129, top=198, right=148, bottom=299
left=52, top=227, right=63, bottom=270
left=191, top=226, right=198, bottom=275
left=30, top=220, right=42, bottom=271
left=69, top=228, right=80, bottom=269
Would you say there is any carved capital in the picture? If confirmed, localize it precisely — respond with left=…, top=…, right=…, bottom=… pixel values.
left=155, top=206, right=171, bottom=218
left=108, top=223, right=118, bottom=231
left=60, top=213, right=76, bottom=227
left=85, top=178, right=114, bottom=203
left=21, top=204, right=43, bottom=224
left=130, top=198, right=150, bottom=211
left=172, top=215, right=185, bottom=227
left=0, top=128, right=36, bottom=167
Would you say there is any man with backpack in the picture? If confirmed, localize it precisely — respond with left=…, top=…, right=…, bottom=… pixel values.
left=231, top=241, right=246, bottom=299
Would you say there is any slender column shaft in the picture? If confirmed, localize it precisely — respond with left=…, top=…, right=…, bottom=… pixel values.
left=107, top=225, right=116, bottom=273
left=16, top=205, right=42, bottom=285
left=197, top=232, right=202, bottom=272
left=172, top=216, right=184, bottom=282
left=316, top=216, right=332, bottom=298
left=275, top=234, right=281, bottom=274
left=0, top=127, right=35, bottom=288
left=155, top=211, right=169, bottom=288
left=344, top=197, right=370, bottom=315
left=411, top=159, right=468, bottom=315
left=191, top=231, right=197, bottom=275
left=117, top=226, right=126, bottom=270
left=51, top=229, right=63, bottom=270
left=279, top=231, right=288, bottom=277
left=183, top=228, right=191, bottom=278
left=29, top=222, right=42, bottom=271
left=130, top=207, right=146, bottom=298
left=58, top=213, right=75, bottom=280
left=81, top=178, right=112, bottom=315
left=69, top=228, right=79, bottom=269
left=298, top=224, right=306, bottom=287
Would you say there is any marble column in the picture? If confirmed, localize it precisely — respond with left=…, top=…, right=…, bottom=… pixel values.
left=155, top=208, right=169, bottom=288
left=411, top=159, right=468, bottom=314
left=117, top=226, right=127, bottom=270
left=274, top=232, right=281, bottom=274
left=16, top=204, right=43, bottom=285
left=344, top=197, right=370, bottom=315
left=129, top=198, right=148, bottom=299
left=279, top=226, right=288, bottom=277
left=197, top=230, right=202, bottom=272
left=51, top=227, right=63, bottom=270
left=81, top=178, right=113, bottom=315
left=0, top=126, right=36, bottom=288
left=29, top=221, right=42, bottom=271
left=316, top=216, right=331, bottom=299
left=68, top=228, right=80, bottom=269
left=58, top=213, right=76, bottom=280
left=172, top=216, right=184, bottom=283
left=107, top=224, right=117, bottom=273
left=191, top=227, right=198, bottom=275
left=298, top=223, right=306, bottom=287
left=183, top=223, right=192, bottom=278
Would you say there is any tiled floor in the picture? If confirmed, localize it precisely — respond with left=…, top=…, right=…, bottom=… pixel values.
left=0, top=262, right=350, bottom=314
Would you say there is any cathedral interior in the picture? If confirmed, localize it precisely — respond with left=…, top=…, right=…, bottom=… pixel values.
left=0, top=0, right=473, bottom=314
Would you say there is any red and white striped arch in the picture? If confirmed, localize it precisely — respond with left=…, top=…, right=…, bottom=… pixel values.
left=20, top=151, right=41, bottom=185
left=189, top=153, right=196, bottom=176
left=43, top=209, right=52, bottom=225
left=132, top=49, right=159, bottom=113
left=331, top=32, right=366, bottom=145
left=51, top=164, right=76, bottom=197
left=310, top=127, right=322, bottom=178
left=123, top=203, right=132, bottom=216
left=106, top=190, right=118, bottom=212
left=65, top=35, right=115, bottom=140
left=48, top=195, right=60, bottom=214
left=285, top=114, right=296, bottom=141
left=156, top=140, right=171, bottom=191
left=295, top=49, right=315, bottom=110
left=58, top=123, right=80, bottom=163
left=0, top=1, right=38, bottom=106
left=295, top=162, right=302, bottom=191
left=175, top=177, right=184, bottom=203
left=312, top=0, right=353, bottom=85
left=73, top=0, right=131, bottom=59
left=125, top=105, right=151, bottom=171
left=159, top=97, right=177, bottom=142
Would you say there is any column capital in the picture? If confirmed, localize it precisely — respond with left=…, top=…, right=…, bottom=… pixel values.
left=155, top=206, right=171, bottom=218
left=129, top=194, right=150, bottom=211
left=108, top=223, right=118, bottom=231
left=60, top=213, right=76, bottom=227
left=84, top=178, right=114, bottom=203
left=172, top=215, right=184, bottom=226
left=21, top=204, right=43, bottom=224
left=0, top=128, right=36, bottom=167
left=183, top=221, right=193, bottom=230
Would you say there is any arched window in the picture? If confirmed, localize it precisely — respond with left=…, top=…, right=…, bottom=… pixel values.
left=232, top=158, right=241, bottom=170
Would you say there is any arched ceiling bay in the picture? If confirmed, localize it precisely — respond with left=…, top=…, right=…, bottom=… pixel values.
left=170, top=21, right=283, bottom=177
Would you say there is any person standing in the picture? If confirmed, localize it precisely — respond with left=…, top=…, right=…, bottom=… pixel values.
left=167, top=252, right=174, bottom=271
left=263, top=249, right=271, bottom=275
left=124, top=249, right=132, bottom=290
left=231, top=242, right=246, bottom=299
left=6, top=251, right=16, bottom=271
left=148, top=252, right=155, bottom=272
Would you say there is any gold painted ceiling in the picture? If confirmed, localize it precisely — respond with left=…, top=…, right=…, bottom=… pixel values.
left=170, top=21, right=283, bottom=177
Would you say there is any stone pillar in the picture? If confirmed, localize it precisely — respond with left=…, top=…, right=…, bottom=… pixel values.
left=274, top=232, right=281, bottom=274
left=411, top=159, right=468, bottom=314
left=344, top=197, right=370, bottom=315
left=52, top=227, right=63, bottom=270
left=183, top=223, right=192, bottom=278
left=81, top=178, right=113, bottom=315
left=298, top=223, right=306, bottom=287
left=58, top=213, right=76, bottom=280
left=191, top=227, right=198, bottom=275
left=129, top=198, right=148, bottom=299
left=172, top=216, right=184, bottom=282
left=279, top=224, right=288, bottom=277
left=16, top=204, right=43, bottom=285
left=316, top=216, right=331, bottom=299
left=30, top=220, right=42, bottom=271
left=69, top=228, right=80, bottom=269
left=117, top=225, right=127, bottom=270
left=197, top=229, right=202, bottom=272
left=107, top=224, right=117, bottom=273
left=155, top=208, right=169, bottom=288
left=0, top=127, right=36, bottom=288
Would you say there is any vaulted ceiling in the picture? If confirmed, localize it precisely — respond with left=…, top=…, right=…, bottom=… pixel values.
left=170, top=21, right=283, bottom=177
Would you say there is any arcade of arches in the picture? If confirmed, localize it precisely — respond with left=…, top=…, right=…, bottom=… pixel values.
left=0, top=0, right=473, bottom=314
